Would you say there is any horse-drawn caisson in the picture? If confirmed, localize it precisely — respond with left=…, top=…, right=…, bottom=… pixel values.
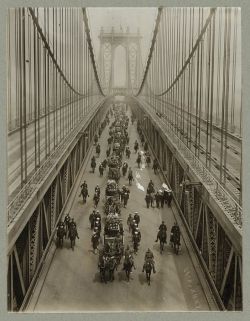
left=104, top=180, right=121, bottom=214
left=98, top=213, right=124, bottom=283
left=108, top=155, right=121, bottom=182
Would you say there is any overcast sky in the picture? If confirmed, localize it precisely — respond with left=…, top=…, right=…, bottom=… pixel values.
left=87, top=8, right=157, bottom=86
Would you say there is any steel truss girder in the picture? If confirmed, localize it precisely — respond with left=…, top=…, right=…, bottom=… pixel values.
left=131, top=102, right=242, bottom=310
left=7, top=102, right=109, bottom=311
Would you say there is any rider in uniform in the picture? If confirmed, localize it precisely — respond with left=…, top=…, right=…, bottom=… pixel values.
left=124, top=245, right=133, bottom=259
left=80, top=180, right=88, bottom=190
left=95, top=185, right=101, bottom=197
left=170, top=222, right=180, bottom=244
left=155, top=221, right=167, bottom=242
left=144, top=248, right=156, bottom=273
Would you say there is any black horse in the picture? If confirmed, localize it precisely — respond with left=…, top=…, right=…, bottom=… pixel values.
left=123, top=256, right=135, bottom=281
left=142, top=260, right=154, bottom=285
left=156, top=229, right=167, bottom=254
left=171, top=229, right=181, bottom=255
left=99, top=256, right=116, bottom=283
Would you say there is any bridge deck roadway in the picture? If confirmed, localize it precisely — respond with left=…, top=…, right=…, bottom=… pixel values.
left=26, top=108, right=217, bottom=311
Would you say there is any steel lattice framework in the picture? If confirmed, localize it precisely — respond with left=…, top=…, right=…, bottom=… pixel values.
left=131, top=7, right=242, bottom=310
left=7, top=8, right=108, bottom=311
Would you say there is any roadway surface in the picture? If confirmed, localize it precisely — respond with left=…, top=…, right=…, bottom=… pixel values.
left=26, top=107, right=218, bottom=311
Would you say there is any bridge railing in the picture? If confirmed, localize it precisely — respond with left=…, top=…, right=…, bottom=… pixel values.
left=7, top=97, right=106, bottom=226
left=136, top=97, right=242, bottom=231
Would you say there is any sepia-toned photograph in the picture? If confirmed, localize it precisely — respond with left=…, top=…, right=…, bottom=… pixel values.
left=6, top=6, right=242, bottom=312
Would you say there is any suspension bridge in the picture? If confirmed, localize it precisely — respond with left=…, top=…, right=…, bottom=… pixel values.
left=6, top=7, right=242, bottom=311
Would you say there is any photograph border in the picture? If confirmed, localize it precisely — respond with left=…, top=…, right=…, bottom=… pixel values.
left=0, top=0, right=249, bottom=321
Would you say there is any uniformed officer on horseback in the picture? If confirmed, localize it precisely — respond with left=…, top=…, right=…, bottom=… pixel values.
left=80, top=180, right=88, bottom=190
left=95, top=185, right=101, bottom=197
left=155, top=221, right=167, bottom=243
left=124, top=245, right=133, bottom=259
left=170, top=222, right=180, bottom=243
left=144, top=248, right=156, bottom=273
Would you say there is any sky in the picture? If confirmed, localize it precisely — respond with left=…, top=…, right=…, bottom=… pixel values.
left=87, top=8, right=158, bottom=87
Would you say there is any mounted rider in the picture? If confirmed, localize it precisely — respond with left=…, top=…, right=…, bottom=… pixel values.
left=124, top=245, right=133, bottom=259
left=80, top=180, right=88, bottom=190
left=170, top=222, right=180, bottom=244
left=123, top=245, right=135, bottom=270
left=95, top=185, right=101, bottom=197
left=155, top=221, right=167, bottom=243
left=144, top=248, right=156, bottom=273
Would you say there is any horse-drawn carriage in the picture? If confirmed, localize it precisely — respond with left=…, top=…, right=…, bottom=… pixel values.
left=98, top=216, right=124, bottom=283
left=104, top=180, right=121, bottom=214
left=104, top=214, right=123, bottom=237
left=108, top=155, right=121, bottom=181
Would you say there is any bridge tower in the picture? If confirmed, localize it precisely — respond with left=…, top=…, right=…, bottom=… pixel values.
left=98, top=26, right=143, bottom=95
